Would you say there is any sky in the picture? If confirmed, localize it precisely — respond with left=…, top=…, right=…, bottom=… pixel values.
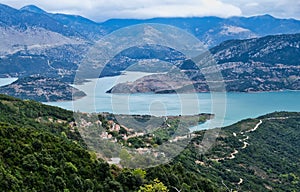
left=1, top=0, right=300, bottom=22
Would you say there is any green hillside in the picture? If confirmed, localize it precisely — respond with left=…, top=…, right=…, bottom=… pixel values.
left=0, top=94, right=218, bottom=192
left=0, top=94, right=299, bottom=191
left=172, top=111, right=300, bottom=191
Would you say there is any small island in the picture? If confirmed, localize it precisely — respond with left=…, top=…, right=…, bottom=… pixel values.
left=106, top=73, right=210, bottom=94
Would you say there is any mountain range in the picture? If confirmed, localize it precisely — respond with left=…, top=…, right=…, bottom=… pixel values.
left=0, top=3, right=300, bottom=100
left=108, top=33, right=300, bottom=93
left=6, top=4, right=300, bottom=45
left=1, top=3, right=300, bottom=192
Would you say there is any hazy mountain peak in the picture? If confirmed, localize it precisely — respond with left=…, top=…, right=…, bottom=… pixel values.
left=257, top=14, right=274, bottom=18
left=20, top=5, right=47, bottom=14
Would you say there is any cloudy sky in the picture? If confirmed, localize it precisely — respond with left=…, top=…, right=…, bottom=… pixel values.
left=1, top=0, right=300, bottom=21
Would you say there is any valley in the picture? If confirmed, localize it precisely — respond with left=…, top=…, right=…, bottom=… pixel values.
left=0, top=4, right=300, bottom=101
left=0, top=2, right=300, bottom=192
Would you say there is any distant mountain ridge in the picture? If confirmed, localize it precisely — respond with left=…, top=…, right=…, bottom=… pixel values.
left=210, top=33, right=300, bottom=65
left=1, top=3, right=300, bottom=47
left=0, top=3, right=90, bottom=81
left=19, top=5, right=47, bottom=14
left=1, top=4, right=300, bottom=76
left=108, top=33, right=300, bottom=93
left=19, top=5, right=108, bottom=40
left=100, top=15, right=300, bottom=47
left=0, top=4, right=85, bottom=39
left=0, top=3, right=300, bottom=98
left=209, top=33, right=300, bottom=91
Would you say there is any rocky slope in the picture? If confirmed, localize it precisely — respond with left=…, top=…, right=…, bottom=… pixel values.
left=108, top=33, right=300, bottom=93
left=1, top=3, right=300, bottom=100
left=0, top=76, right=86, bottom=102
left=1, top=3, right=300, bottom=80
left=0, top=4, right=92, bottom=81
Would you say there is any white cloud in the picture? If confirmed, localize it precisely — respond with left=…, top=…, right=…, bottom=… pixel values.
left=90, top=0, right=242, bottom=20
left=1, top=0, right=300, bottom=21
left=222, top=0, right=300, bottom=19
left=245, top=2, right=259, bottom=7
left=1, top=0, right=241, bottom=21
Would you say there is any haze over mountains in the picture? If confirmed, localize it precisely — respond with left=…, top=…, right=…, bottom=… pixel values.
left=0, top=3, right=300, bottom=100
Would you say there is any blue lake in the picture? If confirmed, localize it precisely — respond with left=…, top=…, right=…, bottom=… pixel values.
left=44, top=72, right=300, bottom=130
left=0, top=78, right=17, bottom=86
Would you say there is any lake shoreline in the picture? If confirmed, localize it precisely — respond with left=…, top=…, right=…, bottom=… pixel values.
left=1, top=75, right=299, bottom=130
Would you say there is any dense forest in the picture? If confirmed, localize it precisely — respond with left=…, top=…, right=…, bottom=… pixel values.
left=0, top=94, right=299, bottom=191
left=0, top=94, right=220, bottom=191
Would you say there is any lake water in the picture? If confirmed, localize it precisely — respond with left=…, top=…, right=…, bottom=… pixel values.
left=0, top=78, right=17, bottom=86
left=44, top=72, right=300, bottom=130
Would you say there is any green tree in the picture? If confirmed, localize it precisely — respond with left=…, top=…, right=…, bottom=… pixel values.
left=138, top=178, right=169, bottom=192
left=120, top=149, right=132, bottom=167
left=133, top=168, right=146, bottom=180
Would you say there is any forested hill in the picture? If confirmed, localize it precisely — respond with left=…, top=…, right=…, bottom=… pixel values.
left=0, top=94, right=220, bottom=192
left=0, top=94, right=299, bottom=191
left=175, top=111, right=300, bottom=191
